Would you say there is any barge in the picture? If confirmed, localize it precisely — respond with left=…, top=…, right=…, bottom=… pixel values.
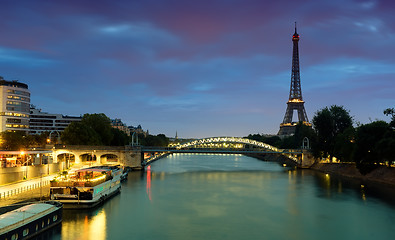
left=50, top=165, right=122, bottom=209
left=0, top=201, right=63, bottom=240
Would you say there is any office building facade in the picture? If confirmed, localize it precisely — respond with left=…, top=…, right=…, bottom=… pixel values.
left=0, top=77, right=30, bottom=133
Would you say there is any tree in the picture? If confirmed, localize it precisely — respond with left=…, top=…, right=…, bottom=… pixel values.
left=293, top=122, right=316, bottom=149
left=353, top=121, right=389, bottom=174
left=312, top=105, right=353, bottom=160
left=110, top=128, right=129, bottom=146
left=80, top=113, right=113, bottom=145
left=61, top=113, right=116, bottom=145
left=139, top=134, right=169, bottom=147
left=384, top=108, right=395, bottom=129
left=245, top=134, right=282, bottom=148
left=1, top=131, right=52, bottom=150
left=61, top=121, right=101, bottom=145
left=1, top=131, right=27, bottom=150
left=333, top=127, right=355, bottom=162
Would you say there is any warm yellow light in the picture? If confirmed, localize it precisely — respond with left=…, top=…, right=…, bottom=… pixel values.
left=20, top=151, right=25, bottom=155
left=288, top=99, right=304, bottom=103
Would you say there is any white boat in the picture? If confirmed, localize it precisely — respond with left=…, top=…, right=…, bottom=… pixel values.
left=50, top=165, right=122, bottom=209
left=0, top=201, right=63, bottom=240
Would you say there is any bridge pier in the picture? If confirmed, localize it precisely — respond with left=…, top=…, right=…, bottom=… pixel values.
left=299, top=150, right=315, bottom=168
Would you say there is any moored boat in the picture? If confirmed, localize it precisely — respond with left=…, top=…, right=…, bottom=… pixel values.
left=49, top=165, right=122, bottom=209
left=0, top=201, right=63, bottom=240
left=120, top=166, right=129, bottom=182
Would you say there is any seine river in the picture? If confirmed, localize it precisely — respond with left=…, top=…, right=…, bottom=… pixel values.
left=42, top=153, right=395, bottom=240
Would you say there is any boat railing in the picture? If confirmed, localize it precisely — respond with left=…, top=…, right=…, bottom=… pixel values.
left=50, top=177, right=108, bottom=188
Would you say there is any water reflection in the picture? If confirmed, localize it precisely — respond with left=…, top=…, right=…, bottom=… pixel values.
left=62, top=208, right=106, bottom=240
left=49, top=154, right=395, bottom=240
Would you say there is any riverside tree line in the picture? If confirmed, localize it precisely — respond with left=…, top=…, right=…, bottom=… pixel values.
left=1, top=106, right=394, bottom=174
left=247, top=105, right=395, bottom=174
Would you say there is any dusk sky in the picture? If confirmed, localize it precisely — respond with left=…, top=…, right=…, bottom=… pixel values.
left=1, top=0, right=394, bottom=138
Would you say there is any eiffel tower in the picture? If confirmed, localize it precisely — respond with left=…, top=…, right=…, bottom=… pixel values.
left=278, top=23, right=311, bottom=136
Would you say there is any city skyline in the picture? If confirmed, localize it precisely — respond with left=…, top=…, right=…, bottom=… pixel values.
left=1, top=0, right=394, bottom=138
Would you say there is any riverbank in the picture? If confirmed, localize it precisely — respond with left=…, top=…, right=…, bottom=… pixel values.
left=311, top=163, right=395, bottom=187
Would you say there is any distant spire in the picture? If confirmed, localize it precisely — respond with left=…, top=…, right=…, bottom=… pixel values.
left=175, top=131, right=178, bottom=139
left=294, top=21, right=297, bottom=34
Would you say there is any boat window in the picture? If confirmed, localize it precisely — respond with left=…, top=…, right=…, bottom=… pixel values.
left=48, top=218, right=50, bottom=224
left=42, top=221, right=45, bottom=227
left=53, top=215, right=58, bottom=221
left=11, top=233, right=18, bottom=240
left=23, top=229, right=29, bottom=236
left=36, top=224, right=39, bottom=231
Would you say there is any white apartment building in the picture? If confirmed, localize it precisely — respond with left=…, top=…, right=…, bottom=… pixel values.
left=0, top=77, right=30, bottom=133
left=29, top=106, right=82, bottom=135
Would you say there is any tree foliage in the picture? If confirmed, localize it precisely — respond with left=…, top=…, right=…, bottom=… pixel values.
left=110, top=128, right=129, bottom=146
left=139, top=133, right=169, bottom=147
left=246, top=123, right=315, bottom=149
left=353, top=120, right=394, bottom=173
left=61, top=113, right=125, bottom=146
left=0, top=131, right=49, bottom=150
left=312, top=105, right=353, bottom=160
left=384, top=108, right=395, bottom=129
left=246, top=134, right=282, bottom=147
left=61, top=121, right=101, bottom=145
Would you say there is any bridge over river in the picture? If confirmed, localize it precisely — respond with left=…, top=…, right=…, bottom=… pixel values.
left=141, top=137, right=314, bottom=168
left=50, top=137, right=314, bottom=169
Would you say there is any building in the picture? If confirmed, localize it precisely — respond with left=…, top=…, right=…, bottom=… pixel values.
left=29, top=106, right=82, bottom=135
left=111, top=119, right=131, bottom=136
left=278, top=24, right=311, bottom=136
left=128, top=125, right=148, bottom=137
left=0, top=77, right=30, bottom=133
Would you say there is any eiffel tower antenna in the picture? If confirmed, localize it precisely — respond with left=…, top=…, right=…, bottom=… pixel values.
left=278, top=23, right=311, bottom=136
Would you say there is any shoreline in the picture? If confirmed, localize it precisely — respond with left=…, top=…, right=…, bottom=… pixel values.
left=310, top=162, right=395, bottom=187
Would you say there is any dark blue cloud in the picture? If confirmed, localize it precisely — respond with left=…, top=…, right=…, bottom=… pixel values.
left=0, top=0, right=394, bottom=138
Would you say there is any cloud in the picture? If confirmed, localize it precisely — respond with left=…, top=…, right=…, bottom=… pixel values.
left=1, top=0, right=394, bottom=137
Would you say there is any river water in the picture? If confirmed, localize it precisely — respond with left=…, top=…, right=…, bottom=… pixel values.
left=42, top=153, right=395, bottom=240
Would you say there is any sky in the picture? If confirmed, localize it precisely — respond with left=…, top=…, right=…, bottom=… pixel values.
left=1, top=0, right=394, bottom=138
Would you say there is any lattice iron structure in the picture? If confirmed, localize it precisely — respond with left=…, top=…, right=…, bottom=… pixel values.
left=278, top=24, right=311, bottom=136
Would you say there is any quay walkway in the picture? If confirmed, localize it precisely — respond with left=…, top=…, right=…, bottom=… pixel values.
left=0, top=174, right=57, bottom=207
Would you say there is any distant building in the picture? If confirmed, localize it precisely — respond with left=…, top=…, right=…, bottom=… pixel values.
left=128, top=124, right=148, bottom=137
left=29, top=106, right=82, bottom=135
left=0, top=77, right=30, bottom=133
left=111, top=119, right=131, bottom=136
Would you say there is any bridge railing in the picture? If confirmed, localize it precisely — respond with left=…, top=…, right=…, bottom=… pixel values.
left=142, top=146, right=302, bottom=153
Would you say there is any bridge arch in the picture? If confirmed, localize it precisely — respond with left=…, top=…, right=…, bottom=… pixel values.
left=56, top=153, right=76, bottom=163
left=80, top=153, right=97, bottom=163
left=172, top=137, right=298, bottom=162
left=176, top=137, right=280, bottom=152
left=100, top=154, right=120, bottom=164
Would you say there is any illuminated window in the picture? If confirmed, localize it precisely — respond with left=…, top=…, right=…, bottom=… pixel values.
left=23, top=229, right=29, bottom=237
left=53, top=215, right=58, bottom=221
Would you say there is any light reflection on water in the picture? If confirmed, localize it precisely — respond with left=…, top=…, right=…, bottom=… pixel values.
left=44, top=153, right=395, bottom=240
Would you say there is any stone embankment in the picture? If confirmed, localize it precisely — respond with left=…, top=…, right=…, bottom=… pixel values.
left=311, top=163, right=395, bottom=187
